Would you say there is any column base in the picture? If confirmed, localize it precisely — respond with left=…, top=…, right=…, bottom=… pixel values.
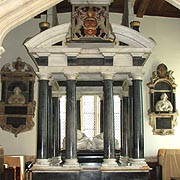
left=102, top=158, right=118, bottom=167
left=129, top=158, right=148, bottom=167
left=119, top=156, right=130, bottom=166
left=35, top=159, right=51, bottom=166
left=49, top=156, right=62, bottom=166
left=63, top=158, right=79, bottom=167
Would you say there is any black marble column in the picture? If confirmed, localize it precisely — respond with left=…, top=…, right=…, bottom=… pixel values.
left=128, top=85, right=133, bottom=158
left=37, top=77, right=49, bottom=161
left=64, top=75, right=78, bottom=165
left=52, top=97, right=60, bottom=157
left=132, top=74, right=144, bottom=159
left=100, top=100, right=104, bottom=133
left=103, top=75, right=117, bottom=165
left=77, top=100, right=81, bottom=130
left=121, top=95, right=129, bottom=157
left=48, top=85, right=53, bottom=158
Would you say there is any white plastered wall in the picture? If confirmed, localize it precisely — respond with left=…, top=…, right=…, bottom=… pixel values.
left=0, top=12, right=180, bottom=157
left=140, top=16, right=180, bottom=156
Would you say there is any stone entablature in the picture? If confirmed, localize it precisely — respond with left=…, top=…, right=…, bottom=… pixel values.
left=24, top=22, right=155, bottom=97
left=24, top=23, right=155, bottom=70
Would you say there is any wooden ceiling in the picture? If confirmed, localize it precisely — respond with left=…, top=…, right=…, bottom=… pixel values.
left=54, top=0, right=180, bottom=18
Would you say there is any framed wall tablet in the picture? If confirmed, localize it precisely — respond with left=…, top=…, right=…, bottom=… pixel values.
left=0, top=57, right=36, bottom=137
left=147, top=63, right=178, bottom=135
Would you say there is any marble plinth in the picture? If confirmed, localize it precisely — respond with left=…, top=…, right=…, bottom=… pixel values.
left=63, top=159, right=79, bottom=167
left=31, top=165, right=150, bottom=180
left=102, top=158, right=118, bottom=166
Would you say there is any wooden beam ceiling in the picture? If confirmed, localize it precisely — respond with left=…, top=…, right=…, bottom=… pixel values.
left=35, top=0, right=180, bottom=19
left=136, top=0, right=151, bottom=18
left=121, top=0, right=135, bottom=27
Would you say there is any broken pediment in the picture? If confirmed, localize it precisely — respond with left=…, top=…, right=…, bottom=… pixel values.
left=24, top=23, right=155, bottom=49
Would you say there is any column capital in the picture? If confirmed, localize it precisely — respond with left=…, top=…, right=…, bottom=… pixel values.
left=130, top=72, right=144, bottom=80
left=64, top=73, right=78, bottom=80
left=122, top=91, right=129, bottom=97
left=122, top=79, right=132, bottom=91
left=37, top=72, right=52, bottom=80
left=51, top=80, right=60, bottom=89
left=101, top=72, right=116, bottom=80
left=76, top=94, right=82, bottom=100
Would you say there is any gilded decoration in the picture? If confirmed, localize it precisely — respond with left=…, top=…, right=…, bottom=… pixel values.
left=147, top=63, right=178, bottom=135
left=0, top=57, right=36, bottom=137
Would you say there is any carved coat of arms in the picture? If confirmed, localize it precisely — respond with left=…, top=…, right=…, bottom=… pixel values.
left=70, top=5, right=114, bottom=41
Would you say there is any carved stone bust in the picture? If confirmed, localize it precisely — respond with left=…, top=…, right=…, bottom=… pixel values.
left=155, top=93, right=173, bottom=112
left=8, top=86, right=25, bottom=104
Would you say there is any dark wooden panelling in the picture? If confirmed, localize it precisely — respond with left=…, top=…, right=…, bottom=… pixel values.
left=35, top=0, right=180, bottom=19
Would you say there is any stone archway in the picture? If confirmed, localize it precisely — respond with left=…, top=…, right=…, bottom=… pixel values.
left=0, top=0, right=64, bottom=56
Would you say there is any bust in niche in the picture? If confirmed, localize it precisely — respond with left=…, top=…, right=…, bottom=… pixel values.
left=8, top=86, right=25, bottom=104
left=155, top=93, right=173, bottom=112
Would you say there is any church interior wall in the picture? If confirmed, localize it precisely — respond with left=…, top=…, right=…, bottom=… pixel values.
left=0, top=12, right=180, bottom=158
left=141, top=15, right=180, bottom=156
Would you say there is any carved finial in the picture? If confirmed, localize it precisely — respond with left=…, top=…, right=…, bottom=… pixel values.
left=12, top=57, right=25, bottom=71
left=1, top=63, right=11, bottom=72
